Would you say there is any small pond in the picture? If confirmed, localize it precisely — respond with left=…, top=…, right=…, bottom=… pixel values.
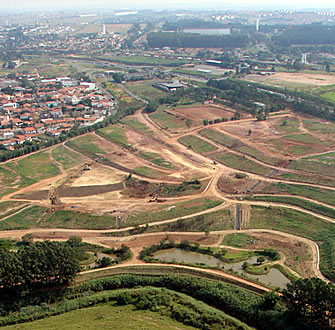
left=152, top=248, right=290, bottom=289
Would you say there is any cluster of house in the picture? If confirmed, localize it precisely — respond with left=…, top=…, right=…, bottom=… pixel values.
left=0, top=72, right=116, bottom=150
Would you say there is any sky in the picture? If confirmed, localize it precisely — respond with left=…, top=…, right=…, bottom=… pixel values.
left=4, top=0, right=335, bottom=12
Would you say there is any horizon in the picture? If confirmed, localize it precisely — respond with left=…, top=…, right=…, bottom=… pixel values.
left=3, top=0, right=335, bottom=14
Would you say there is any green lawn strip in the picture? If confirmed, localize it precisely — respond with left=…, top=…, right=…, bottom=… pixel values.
left=287, top=144, right=317, bottom=156
left=199, top=128, right=239, bottom=148
left=138, top=151, right=174, bottom=169
left=222, top=233, right=259, bottom=248
left=39, top=210, right=117, bottom=229
left=0, top=206, right=117, bottom=230
left=125, top=198, right=222, bottom=227
left=0, top=202, right=29, bottom=220
left=235, top=145, right=280, bottom=165
left=302, top=119, right=335, bottom=135
left=214, top=152, right=270, bottom=176
left=288, top=156, right=335, bottom=177
left=249, top=205, right=335, bottom=281
left=120, top=117, right=154, bottom=136
left=149, top=107, right=186, bottom=130
left=134, top=166, right=166, bottom=179
left=321, top=91, right=335, bottom=102
left=0, top=206, right=47, bottom=230
left=51, top=145, right=84, bottom=170
left=6, top=151, right=60, bottom=182
left=125, top=82, right=167, bottom=100
left=245, top=195, right=335, bottom=219
left=277, top=172, right=335, bottom=188
left=65, top=135, right=106, bottom=158
left=147, top=208, right=235, bottom=233
left=97, top=125, right=129, bottom=147
left=283, top=133, right=324, bottom=144
left=258, top=182, right=335, bottom=207
left=178, top=135, right=218, bottom=154
left=274, top=118, right=301, bottom=133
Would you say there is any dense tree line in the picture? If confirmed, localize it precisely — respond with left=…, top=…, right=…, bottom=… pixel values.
left=163, top=19, right=232, bottom=31
left=147, top=32, right=251, bottom=49
left=0, top=240, right=80, bottom=293
left=272, top=24, right=335, bottom=46
left=207, top=79, right=335, bottom=121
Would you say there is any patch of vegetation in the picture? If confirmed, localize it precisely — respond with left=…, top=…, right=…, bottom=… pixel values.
left=199, top=128, right=239, bottom=148
left=97, top=125, right=129, bottom=147
left=275, top=118, right=301, bottom=133
left=222, top=233, right=259, bottom=248
left=0, top=206, right=119, bottom=230
left=138, top=151, right=174, bottom=169
left=150, top=107, right=189, bottom=130
left=51, top=145, right=84, bottom=170
left=214, top=152, right=270, bottom=176
left=178, top=135, right=218, bottom=154
left=249, top=205, right=335, bottom=281
left=276, top=171, right=335, bottom=188
left=6, top=152, right=60, bottom=182
left=288, top=152, right=335, bottom=177
left=236, top=145, right=280, bottom=165
left=120, top=117, right=153, bottom=136
left=125, top=198, right=222, bottom=227
left=125, top=81, right=167, bottom=101
left=66, top=135, right=106, bottom=158
left=245, top=195, right=335, bottom=219
left=3, top=303, right=193, bottom=330
left=134, top=166, right=166, bottom=179
left=283, top=133, right=323, bottom=145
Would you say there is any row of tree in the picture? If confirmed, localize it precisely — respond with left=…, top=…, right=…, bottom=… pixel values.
left=0, top=240, right=80, bottom=292
left=147, top=32, right=251, bottom=49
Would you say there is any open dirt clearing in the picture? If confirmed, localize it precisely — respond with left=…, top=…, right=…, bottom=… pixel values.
left=169, top=105, right=235, bottom=122
left=244, top=72, right=335, bottom=88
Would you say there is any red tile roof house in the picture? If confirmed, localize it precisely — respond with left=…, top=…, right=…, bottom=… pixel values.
left=23, top=127, right=37, bottom=134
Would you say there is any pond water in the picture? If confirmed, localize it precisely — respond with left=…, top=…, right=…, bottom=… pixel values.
left=152, top=248, right=290, bottom=289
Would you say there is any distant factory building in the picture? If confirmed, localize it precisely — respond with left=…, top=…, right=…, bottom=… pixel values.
left=152, top=80, right=185, bottom=92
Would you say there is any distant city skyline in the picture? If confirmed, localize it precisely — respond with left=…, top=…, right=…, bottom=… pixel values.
left=4, top=0, right=335, bottom=12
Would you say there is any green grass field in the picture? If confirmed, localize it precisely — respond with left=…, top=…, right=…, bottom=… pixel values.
left=0, top=206, right=117, bottom=230
left=0, top=151, right=63, bottom=197
left=125, top=198, right=222, bottom=227
left=6, top=151, right=60, bottom=182
left=283, top=133, right=325, bottom=145
left=120, top=117, right=153, bottom=136
left=222, top=233, right=258, bottom=248
left=134, top=166, right=167, bottom=179
left=235, top=145, right=280, bottom=165
left=288, top=153, right=335, bottom=177
left=3, top=303, right=194, bottom=330
left=246, top=195, right=335, bottom=219
left=138, top=151, right=174, bottom=169
left=302, top=119, right=335, bottom=135
left=126, top=81, right=167, bottom=100
left=277, top=171, right=335, bottom=187
left=51, top=145, right=84, bottom=170
left=66, top=135, right=107, bottom=158
left=214, top=152, right=270, bottom=176
left=178, top=135, right=218, bottom=154
left=97, top=125, right=129, bottom=147
left=150, top=107, right=191, bottom=131
left=199, top=128, right=240, bottom=148
left=257, top=182, right=335, bottom=206
left=274, top=118, right=301, bottom=134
